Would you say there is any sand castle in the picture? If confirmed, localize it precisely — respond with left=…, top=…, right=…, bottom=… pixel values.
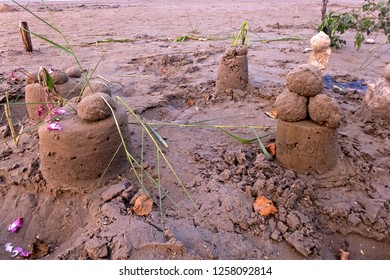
left=33, top=78, right=131, bottom=193
left=359, top=63, right=390, bottom=122
left=25, top=68, right=84, bottom=122
left=216, top=45, right=249, bottom=93
left=275, top=63, right=341, bottom=173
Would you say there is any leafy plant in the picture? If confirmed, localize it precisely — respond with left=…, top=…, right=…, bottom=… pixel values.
left=318, top=0, right=390, bottom=50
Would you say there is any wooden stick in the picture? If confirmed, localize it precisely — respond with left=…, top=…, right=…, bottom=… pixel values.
left=19, top=21, right=33, bottom=52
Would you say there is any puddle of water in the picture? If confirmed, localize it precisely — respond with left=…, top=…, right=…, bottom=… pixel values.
left=324, top=74, right=367, bottom=92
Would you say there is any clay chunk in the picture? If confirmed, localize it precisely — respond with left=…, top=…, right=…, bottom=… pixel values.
left=361, top=78, right=390, bottom=121
left=82, top=82, right=113, bottom=98
left=51, top=70, right=69, bottom=85
left=275, top=90, right=308, bottom=122
left=66, top=67, right=82, bottom=78
left=384, top=63, right=390, bottom=82
left=308, top=94, right=341, bottom=128
left=286, top=64, right=323, bottom=97
left=77, top=93, right=116, bottom=122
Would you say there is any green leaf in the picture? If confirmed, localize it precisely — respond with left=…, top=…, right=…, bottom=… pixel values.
left=252, top=128, right=273, bottom=160
left=25, top=29, right=72, bottom=55
left=218, top=128, right=257, bottom=143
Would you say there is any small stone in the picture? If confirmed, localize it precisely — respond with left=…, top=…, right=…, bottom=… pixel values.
left=277, top=221, right=288, bottom=234
left=285, top=231, right=310, bottom=257
left=275, top=90, right=308, bottom=122
left=271, top=230, right=282, bottom=241
left=286, top=212, right=300, bottom=230
left=308, top=94, right=341, bottom=128
left=55, top=79, right=84, bottom=99
left=365, top=38, right=375, bottom=44
left=66, top=67, right=82, bottom=78
left=50, top=70, right=68, bottom=85
left=383, top=64, right=390, bottom=82
left=77, top=93, right=116, bottom=122
left=363, top=124, right=375, bottom=135
left=310, top=31, right=331, bottom=52
left=82, top=82, right=113, bottom=98
left=286, top=64, right=324, bottom=97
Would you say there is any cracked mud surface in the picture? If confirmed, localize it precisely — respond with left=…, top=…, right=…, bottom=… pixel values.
left=1, top=0, right=389, bottom=260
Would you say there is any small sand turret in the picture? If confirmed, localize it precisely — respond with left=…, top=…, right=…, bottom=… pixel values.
left=275, top=64, right=341, bottom=173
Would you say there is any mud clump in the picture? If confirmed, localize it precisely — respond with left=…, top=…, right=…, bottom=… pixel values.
left=383, top=63, right=390, bottom=81
left=82, top=82, right=113, bottom=98
left=359, top=64, right=390, bottom=122
left=309, top=94, right=341, bottom=128
left=275, top=90, right=307, bottom=122
left=66, top=67, right=82, bottom=78
left=77, top=93, right=115, bottom=122
left=286, top=64, right=323, bottom=97
left=50, top=70, right=68, bottom=84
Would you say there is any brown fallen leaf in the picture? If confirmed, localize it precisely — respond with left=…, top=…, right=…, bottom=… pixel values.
left=186, top=99, right=196, bottom=107
left=132, top=194, right=153, bottom=216
left=266, top=143, right=276, bottom=157
left=265, top=108, right=278, bottom=119
left=253, top=195, right=277, bottom=216
left=29, top=237, right=49, bottom=259
left=338, top=249, right=350, bottom=260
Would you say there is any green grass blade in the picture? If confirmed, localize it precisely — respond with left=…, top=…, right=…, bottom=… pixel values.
left=21, top=27, right=72, bottom=55
left=147, top=123, right=168, bottom=148
left=218, top=128, right=257, bottom=143
left=252, top=128, right=273, bottom=160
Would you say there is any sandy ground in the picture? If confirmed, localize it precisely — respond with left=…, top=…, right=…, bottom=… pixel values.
left=0, top=0, right=389, bottom=260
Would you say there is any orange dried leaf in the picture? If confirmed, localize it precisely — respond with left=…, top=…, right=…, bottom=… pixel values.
left=253, top=195, right=277, bottom=216
left=132, top=194, right=153, bottom=216
left=265, top=108, right=278, bottom=119
left=266, top=143, right=276, bottom=157
left=186, top=99, right=196, bottom=106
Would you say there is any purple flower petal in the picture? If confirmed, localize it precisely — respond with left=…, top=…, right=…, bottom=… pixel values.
left=5, top=243, right=13, bottom=253
left=47, top=122, right=62, bottom=131
left=7, top=217, right=23, bottom=233
left=53, top=108, right=67, bottom=115
left=20, top=250, right=31, bottom=258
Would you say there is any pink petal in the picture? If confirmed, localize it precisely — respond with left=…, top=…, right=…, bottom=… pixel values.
left=10, top=246, right=30, bottom=258
left=7, top=217, right=23, bottom=233
left=5, top=243, right=13, bottom=252
left=53, top=108, right=67, bottom=115
left=47, top=122, right=62, bottom=131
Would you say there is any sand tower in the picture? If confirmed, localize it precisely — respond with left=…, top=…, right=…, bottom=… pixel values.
left=216, top=45, right=249, bottom=93
left=275, top=64, right=341, bottom=173
left=38, top=91, right=131, bottom=193
left=25, top=68, right=84, bottom=122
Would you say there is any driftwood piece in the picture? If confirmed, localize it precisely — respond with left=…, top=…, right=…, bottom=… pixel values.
left=19, top=21, right=33, bottom=52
